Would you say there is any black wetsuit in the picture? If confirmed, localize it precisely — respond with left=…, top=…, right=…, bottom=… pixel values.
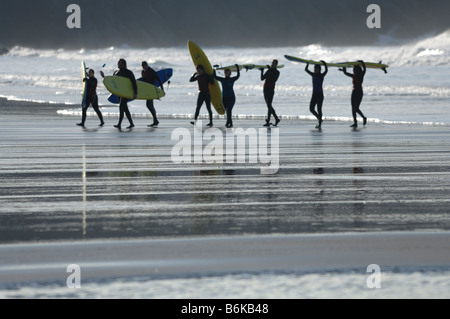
left=305, top=64, right=328, bottom=124
left=261, top=68, right=280, bottom=124
left=190, top=72, right=214, bottom=124
left=80, top=76, right=104, bottom=126
left=114, top=68, right=137, bottom=128
left=215, top=68, right=240, bottom=127
left=344, top=63, right=367, bottom=125
left=142, top=67, right=164, bottom=125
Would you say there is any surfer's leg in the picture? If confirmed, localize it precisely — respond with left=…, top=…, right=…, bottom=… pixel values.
left=317, top=93, right=324, bottom=124
left=351, top=91, right=359, bottom=126
left=228, top=96, right=236, bottom=127
left=264, top=88, right=278, bottom=125
left=146, top=100, right=159, bottom=126
left=92, top=96, right=104, bottom=126
left=268, top=90, right=280, bottom=126
left=124, top=104, right=134, bottom=128
left=309, top=94, right=320, bottom=121
left=115, top=98, right=125, bottom=129
left=194, top=93, right=204, bottom=121
left=355, top=91, right=367, bottom=124
left=78, top=104, right=88, bottom=126
left=205, top=93, right=213, bottom=126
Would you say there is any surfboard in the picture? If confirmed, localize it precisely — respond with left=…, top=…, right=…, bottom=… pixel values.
left=284, top=55, right=351, bottom=68
left=81, top=61, right=87, bottom=109
left=215, top=64, right=285, bottom=72
left=338, top=61, right=389, bottom=73
left=187, top=40, right=225, bottom=115
left=103, top=76, right=165, bottom=100
left=107, top=68, right=173, bottom=104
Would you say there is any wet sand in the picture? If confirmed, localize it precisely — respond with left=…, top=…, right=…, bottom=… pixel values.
left=1, top=99, right=450, bottom=286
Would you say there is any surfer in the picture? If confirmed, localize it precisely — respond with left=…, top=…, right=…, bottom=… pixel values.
left=340, top=60, right=368, bottom=128
left=77, top=69, right=104, bottom=127
left=260, top=60, right=281, bottom=127
left=100, top=58, right=137, bottom=130
left=305, top=61, right=328, bottom=129
left=214, top=64, right=240, bottom=128
left=190, top=65, right=214, bottom=127
left=141, top=61, right=164, bottom=127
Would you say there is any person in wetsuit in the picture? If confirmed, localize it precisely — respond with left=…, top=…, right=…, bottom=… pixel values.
left=77, top=69, right=104, bottom=127
left=260, top=60, right=281, bottom=127
left=190, top=65, right=214, bottom=127
left=214, top=64, right=240, bottom=128
left=305, top=61, right=328, bottom=129
left=141, top=61, right=165, bottom=127
left=340, top=60, right=367, bottom=128
left=101, top=58, right=137, bottom=130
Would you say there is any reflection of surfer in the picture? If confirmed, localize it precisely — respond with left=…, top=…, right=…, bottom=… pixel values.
left=260, top=60, right=281, bottom=127
left=340, top=60, right=367, bottom=128
left=305, top=61, right=328, bottom=129
left=190, top=65, right=214, bottom=127
left=142, top=61, right=164, bottom=127
left=214, top=64, right=240, bottom=128
left=101, top=58, right=136, bottom=130
left=77, top=69, right=104, bottom=127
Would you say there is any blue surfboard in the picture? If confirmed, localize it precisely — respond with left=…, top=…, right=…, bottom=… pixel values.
left=107, top=68, right=173, bottom=104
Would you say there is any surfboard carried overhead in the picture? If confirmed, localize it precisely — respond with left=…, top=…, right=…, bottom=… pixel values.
left=81, top=61, right=87, bottom=109
left=338, top=61, right=389, bottom=73
left=215, top=64, right=285, bottom=72
left=107, top=68, right=173, bottom=104
left=188, top=40, right=225, bottom=115
left=103, top=76, right=165, bottom=100
left=284, top=55, right=351, bottom=68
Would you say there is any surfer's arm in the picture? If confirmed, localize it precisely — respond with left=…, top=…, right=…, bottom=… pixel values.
left=321, top=61, right=328, bottom=77
left=189, top=74, right=198, bottom=82
left=128, top=71, right=138, bottom=97
left=155, top=73, right=164, bottom=92
left=235, top=64, right=240, bottom=80
left=305, top=64, right=314, bottom=76
left=213, top=70, right=223, bottom=82
left=359, top=60, right=367, bottom=76
left=342, top=68, right=353, bottom=78
left=260, top=69, right=266, bottom=81
left=208, top=74, right=215, bottom=85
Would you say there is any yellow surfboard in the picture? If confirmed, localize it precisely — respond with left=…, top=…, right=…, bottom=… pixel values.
left=339, top=61, right=389, bottom=73
left=188, top=40, right=225, bottom=115
left=81, top=61, right=87, bottom=109
left=103, top=76, right=165, bottom=100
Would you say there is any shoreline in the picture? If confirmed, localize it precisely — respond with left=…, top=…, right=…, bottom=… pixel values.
left=2, top=97, right=450, bottom=127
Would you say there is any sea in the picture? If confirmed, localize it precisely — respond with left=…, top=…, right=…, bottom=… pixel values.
left=1, top=30, right=450, bottom=126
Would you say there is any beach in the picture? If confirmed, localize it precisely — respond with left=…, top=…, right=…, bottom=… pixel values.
left=0, top=99, right=449, bottom=299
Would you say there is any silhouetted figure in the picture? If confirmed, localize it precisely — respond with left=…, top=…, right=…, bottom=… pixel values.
left=305, top=61, right=328, bottom=129
left=214, top=64, right=240, bottom=128
left=190, top=65, right=214, bottom=127
left=141, top=61, right=164, bottom=127
left=340, top=60, right=367, bottom=128
left=260, top=60, right=281, bottom=127
left=101, top=58, right=137, bottom=130
left=77, top=69, right=104, bottom=127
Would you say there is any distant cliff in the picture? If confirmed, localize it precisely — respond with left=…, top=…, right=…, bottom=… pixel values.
left=1, top=0, right=449, bottom=49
